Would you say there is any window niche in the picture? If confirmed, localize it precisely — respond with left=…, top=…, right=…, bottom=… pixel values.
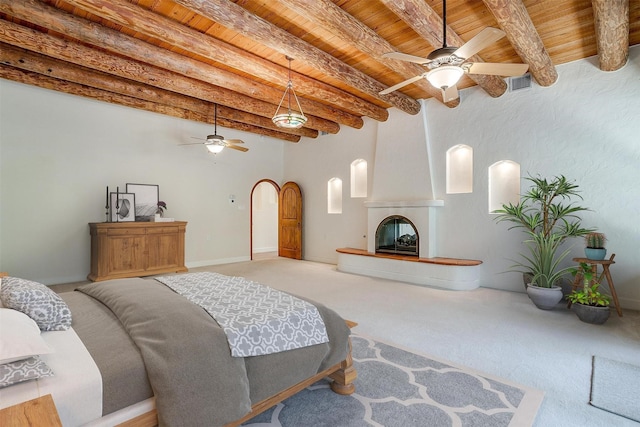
left=328, top=177, right=342, bottom=214
left=446, top=145, right=473, bottom=194
left=488, top=160, right=520, bottom=213
left=350, top=159, right=367, bottom=198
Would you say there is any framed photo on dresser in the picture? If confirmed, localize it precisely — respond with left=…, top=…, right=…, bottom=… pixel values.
left=126, top=183, right=159, bottom=222
left=110, top=192, right=135, bottom=222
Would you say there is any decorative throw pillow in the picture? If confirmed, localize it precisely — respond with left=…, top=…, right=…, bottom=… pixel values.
left=0, top=277, right=72, bottom=331
left=0, top=357, right=54, bottom=388
left=0, top=308, right=54, bottom=364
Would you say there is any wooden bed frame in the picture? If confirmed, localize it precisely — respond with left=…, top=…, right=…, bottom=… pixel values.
left=119, top=322, right=358, bottom=427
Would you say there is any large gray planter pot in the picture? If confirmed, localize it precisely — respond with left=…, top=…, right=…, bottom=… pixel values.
left=526, top=284, right=564, bottom=310
left=573, top=303, right=610, bottom=324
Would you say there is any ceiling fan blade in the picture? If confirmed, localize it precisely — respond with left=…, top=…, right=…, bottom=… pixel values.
left=224, top=139, right=244, bottom=144
left=179, top=141, right=206, bottom=146
left=382, top=52, right=431, bottom=65
left=379, top=74, right=426, bottom=95
left=226, top=144, right=249, bottom=152
left=442, top=85, right=459, bottom=103
left=465, top=62, right=529, bottom=76
left=452, top=27, right=505, bottom=60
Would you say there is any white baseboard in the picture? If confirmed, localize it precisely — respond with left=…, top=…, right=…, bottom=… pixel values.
left=252, top=247, right=277, bottom=253
left=186, top=256, right=251, bottom=268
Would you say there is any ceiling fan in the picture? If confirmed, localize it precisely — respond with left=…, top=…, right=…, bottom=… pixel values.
left=379, top=0, right=529, bottom=102
left=181, top=104, right=248, bottom=153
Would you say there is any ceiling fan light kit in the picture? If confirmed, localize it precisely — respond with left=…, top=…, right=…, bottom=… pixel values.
left=379, top=0, right=528, bottom=102
left=272, top=57, right=307, bottom=129
left=426, top=66, right=464, bottom=89
left=205, top=139, right=225, bottom=154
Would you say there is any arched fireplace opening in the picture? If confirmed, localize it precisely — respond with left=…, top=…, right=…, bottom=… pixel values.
left=375, top=215, right=419, bottom=257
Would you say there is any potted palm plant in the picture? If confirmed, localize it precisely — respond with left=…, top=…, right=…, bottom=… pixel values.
left=567, top=262, right=611, bottom=324
left=584, top=232, right=607, bottom=260
left=494, top=174, right=593, bottom=310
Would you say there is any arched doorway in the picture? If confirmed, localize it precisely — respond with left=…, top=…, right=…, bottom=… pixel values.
left=250, top=179, right=280, bottom=260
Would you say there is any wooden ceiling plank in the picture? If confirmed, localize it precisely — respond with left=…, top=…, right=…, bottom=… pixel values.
left=378, top=0, right=508, bottom=99
left=170, top=0, right=420, bottom=115
left=0, top=64, right=301, bottom=142
left=275, top=0, right=448, bottom=105
left=481, top=0, right=558, bottom=87
left=0, top=43, right=318, bottom=138
left=592, top=0, right=629, bottom=71
left=0, top=18, right=340, bottom=134
left=55, top=0, right=390, bottom=122
left=3, top=0, right=360, bottom=130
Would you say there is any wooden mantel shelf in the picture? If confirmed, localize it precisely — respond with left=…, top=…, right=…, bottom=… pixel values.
left=336, top=248, right=482, bottom=266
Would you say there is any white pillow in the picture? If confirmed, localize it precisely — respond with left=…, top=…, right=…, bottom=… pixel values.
left=0, top=308, right=54, bottom=364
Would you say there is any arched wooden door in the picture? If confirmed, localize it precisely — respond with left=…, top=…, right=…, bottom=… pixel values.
left=278, top=181, right=302, bottom=259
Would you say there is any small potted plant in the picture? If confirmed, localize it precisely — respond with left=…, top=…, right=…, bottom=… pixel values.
left=155, top=201, right=167, bottom=220
left=584, top=232, right=607, bottom=260
left=567, top=262, right=611, bottom=324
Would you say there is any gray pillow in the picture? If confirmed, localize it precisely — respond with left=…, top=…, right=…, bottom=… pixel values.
left=0, top=357, right=54, bottom=388
left=0, top=277, right=72, bottom=331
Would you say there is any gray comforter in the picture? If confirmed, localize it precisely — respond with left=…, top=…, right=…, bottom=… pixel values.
left=65, top=276, right=350, bottom=426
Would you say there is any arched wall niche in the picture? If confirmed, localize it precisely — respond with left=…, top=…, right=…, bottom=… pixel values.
left=328, top=177, right=342, bottom=214
left=446, top=144, right=473, bottom=194
left=488, top=160, right=521, bottom=213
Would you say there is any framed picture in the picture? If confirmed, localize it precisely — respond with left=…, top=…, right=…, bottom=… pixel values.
left=126, top=183, right=159, bottom=221
left=110, top=192, right=135, bottom=222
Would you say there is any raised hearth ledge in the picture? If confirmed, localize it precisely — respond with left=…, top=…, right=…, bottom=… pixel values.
left=336, top=248, right=482, bottom=291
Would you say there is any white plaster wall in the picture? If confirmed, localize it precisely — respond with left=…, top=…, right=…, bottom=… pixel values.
left=0, top=81, right=284, bottom=284
left=285, top=46, right=640, bottom=309
left=283, top=120, right=377, bottom=263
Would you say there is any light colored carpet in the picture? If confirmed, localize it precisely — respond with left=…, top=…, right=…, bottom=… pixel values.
left=590, top=356, right=640, bottom=422
left=243, top=334, right=543, bottom=427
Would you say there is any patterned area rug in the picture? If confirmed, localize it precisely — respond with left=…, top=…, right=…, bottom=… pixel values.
left=243, top=335, right=543, bottom=427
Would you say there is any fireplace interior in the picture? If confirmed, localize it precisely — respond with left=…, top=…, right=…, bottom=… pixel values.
left=375, top=215, right=419, bottom=257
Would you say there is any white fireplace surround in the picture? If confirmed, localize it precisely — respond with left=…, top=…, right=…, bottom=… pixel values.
left=337, top=198, right=482, bottom=290
left=366, top=200, right=443, bottom=258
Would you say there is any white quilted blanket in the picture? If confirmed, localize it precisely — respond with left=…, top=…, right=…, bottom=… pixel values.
left=155, top=272, right=329, bottom=357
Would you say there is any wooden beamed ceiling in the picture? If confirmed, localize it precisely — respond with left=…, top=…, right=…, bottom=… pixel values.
left=0, top=0, right=636, bottom=143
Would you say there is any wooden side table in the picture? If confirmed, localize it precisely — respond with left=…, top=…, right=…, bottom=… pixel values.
left=569, top=254, right=622, bottom=317
left=0, top=394, right=62, bottom=427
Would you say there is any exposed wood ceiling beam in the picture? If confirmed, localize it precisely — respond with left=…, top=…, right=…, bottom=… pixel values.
left=0, top=44, right=318, bottom=139
left=58, top=0, right=391, bottom=122
left=170, top=0, right=420, bottom=115
left=276, top=0, right=459, bottom=108
left=378, top=0, right=508, bottom=99
left=0, top=19, right=341, bottom=134
left=481, top=0, right=558, bottom=87
left=1, top=0, right=363, bottom=130
left=0, top=65, right=302, bottom=142
left=592, top=0, right=629, bottom=71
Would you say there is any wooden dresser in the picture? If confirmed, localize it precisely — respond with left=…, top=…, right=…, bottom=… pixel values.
left=88, top=221, right=188, bottom=282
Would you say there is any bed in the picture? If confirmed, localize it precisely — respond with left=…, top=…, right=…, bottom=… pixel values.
left=0, top=273, right=356, bottom=426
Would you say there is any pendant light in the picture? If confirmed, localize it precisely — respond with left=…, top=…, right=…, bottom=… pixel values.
left=272, top=56, right=307, bottom=129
